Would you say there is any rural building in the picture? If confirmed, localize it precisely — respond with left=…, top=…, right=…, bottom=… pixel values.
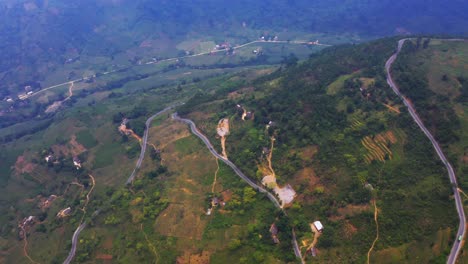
left=269, top=223, right=280, bottom=244
left=73, top=157, right=82, bottom=169
left=313, top=221, right=324, bottom=232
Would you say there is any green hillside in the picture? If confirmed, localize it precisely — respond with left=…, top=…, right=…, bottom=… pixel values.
left=0, top=37, right=466, bottom=263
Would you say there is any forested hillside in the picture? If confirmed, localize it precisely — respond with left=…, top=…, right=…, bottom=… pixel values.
left=178, top=38, right=461, bottom=262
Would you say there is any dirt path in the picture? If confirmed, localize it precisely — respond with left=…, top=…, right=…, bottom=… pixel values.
left=367, top=199, right=379, bottom=264
left=22, top=227, right=40, bottom=264
left=382, top=103, right=400, bottom=114
left=267, top=137, right=276, bottom=177
left=458, top=188, right=468, bottom=199
left=220, top=137, right=227, bottom=159
left=64, top=82, right=74, bottom=101
left=216, top=118, right=229, bottom=159
left=118, top=125, right=142, bottom=143
left=302, top=223, right=321, bottom=261
left=211, top=158, right=220, bottom=193
left=241, top=107, right=247, bottom=121
left=79, top=174, right=95, bottom=223
left=141, top=224, right=159, bottom=264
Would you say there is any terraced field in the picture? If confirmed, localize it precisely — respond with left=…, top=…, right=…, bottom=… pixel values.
left=362, top=131, right=397, bottom=164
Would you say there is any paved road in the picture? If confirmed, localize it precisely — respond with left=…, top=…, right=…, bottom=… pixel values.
left=126, top=104, right=181, bottom=184
left=63, top=223, right=86, bottom=264
left=172, top=113, right=306, bottom=261
left=22, top=40, right=330, bottom=100
left=172, top=113, right=281, bottom=208
left=63, top=106, right=176, bottom=264
left=385, top=38, right=466, bottom=264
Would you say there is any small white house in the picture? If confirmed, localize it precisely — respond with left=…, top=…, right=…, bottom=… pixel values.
left=313, top=221, right=324, bottom=232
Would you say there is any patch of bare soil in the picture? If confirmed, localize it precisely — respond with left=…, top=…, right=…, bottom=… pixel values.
left=221, top=189, right=233, bottom=202
left=329, top=204, right=370, bottom=221
left=95, top=254, right=113, bottom=263
left=299, top=146, right=319, bottom=161
left=155, top=204, right=205, bottom=240
left=292, top=167, right=320, bottom=191
left=14, top=155, right=37, bottom=175
left=343, top=220, right=358, bottom=239
left=216, top=118, right=229, bottom=159
left=51, top=135, right=87, bottom=158
left=463, top=155, right=468, bottom=164
left=118, top=124, right=142, bottom=142
left=149, top=121, right=190, bottom=150
left=102, top=236, right=113, bottom=250
left=227, top=87, right=255, bottom=100
left=177, top=250, right=211, bottom=264
left=69, top=135, right=86, bottom=156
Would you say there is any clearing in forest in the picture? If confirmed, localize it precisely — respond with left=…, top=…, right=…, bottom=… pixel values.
left=260, top=137, right=296, bottom=207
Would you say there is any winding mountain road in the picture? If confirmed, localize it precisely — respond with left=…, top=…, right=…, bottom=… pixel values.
left=63, top=223, right=86, bottom=264
left=63, top=105, right=177, bottom=264
left=385, top=38, right=466, bottom=264
left=126, top=104, right=181, bottom=184
left=172, top=113, right=281, bottom=208
left=172, top=113, right=305, bottom=262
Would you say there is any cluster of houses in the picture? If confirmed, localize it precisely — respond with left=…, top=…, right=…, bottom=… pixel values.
left=260, top=35, right=279, bottom=42
left=211, top=42, right=235, bottom=56
left=17, top=85, right=39, bottom=100
left=44, top=153, right=82, bottom=170
left=18, top=216, right=35, bottom=239
left=206, top=196, right=226, bottom=216
left=40, top=194, right=57, bottom=210
left=18, top=205, right=73, bottom=238
left=215, top=42, right=231, bottom=50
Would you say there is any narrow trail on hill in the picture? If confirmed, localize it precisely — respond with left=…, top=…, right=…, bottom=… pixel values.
left=79, top=174, right=95, bottom=216
left=367, top=199, right=379, bottom=264
left=302, top=224, right=321, bottom=262
left=64, top=82, right=74, bottom=101
left=212, top=158, right=220, bottom=193
left=267, top=137, right=276, bottom=177
left=22, top=227, right=40, bottom=264
left=141, top=223, right=159, bottom=264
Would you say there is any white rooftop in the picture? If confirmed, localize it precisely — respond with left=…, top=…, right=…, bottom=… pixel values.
left=313, top=220, right=323, bottom=231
